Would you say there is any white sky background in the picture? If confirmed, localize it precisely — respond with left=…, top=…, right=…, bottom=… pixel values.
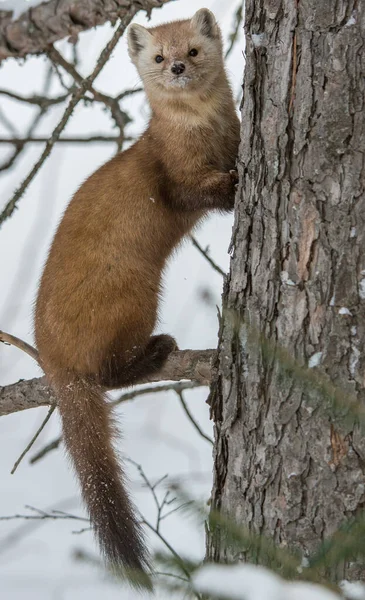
left=0, top=1, right=245, bottom=599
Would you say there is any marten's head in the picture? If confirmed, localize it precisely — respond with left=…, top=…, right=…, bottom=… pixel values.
left=128, top=9, right=224, bottom=97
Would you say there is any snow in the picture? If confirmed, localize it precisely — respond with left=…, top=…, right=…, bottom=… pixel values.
left=359, top=279, right=365, bottom=300
left=280, top=270, right=296, bottom=286
left=192, top=564, right=342, bottom=600
left=192, top=564, right=284, bottom=600
left=350, top=227, right=357, bottom=238
left=340, top=580, right=365, bottom=599
left=251, top=33, right=266, bottom=47
left=288, top=582, right=341, bottom=600
left=308, top=352, right=323, bottom=368
left=345, top=12, right=357, bottom=27
left=349, top=345, right=360, bottom=377
left=339, top=307, right=352, bottom=316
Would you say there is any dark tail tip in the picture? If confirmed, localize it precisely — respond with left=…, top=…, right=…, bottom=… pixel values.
left=96, top=502, right=153, bottom=590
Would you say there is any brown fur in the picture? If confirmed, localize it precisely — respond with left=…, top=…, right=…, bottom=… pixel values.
left=34, top=8, right=240, bottom=585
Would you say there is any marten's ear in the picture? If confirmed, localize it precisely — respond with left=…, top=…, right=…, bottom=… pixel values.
left=128, top=24, right=152, bottom=58
left=191, top=8, right=220, bottom=39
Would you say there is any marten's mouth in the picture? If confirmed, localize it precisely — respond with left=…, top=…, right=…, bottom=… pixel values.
left=167, top=75, right=192, bottom=88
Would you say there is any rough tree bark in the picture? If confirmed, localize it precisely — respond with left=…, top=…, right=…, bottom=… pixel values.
left=207, top=0, right=365, bottom=583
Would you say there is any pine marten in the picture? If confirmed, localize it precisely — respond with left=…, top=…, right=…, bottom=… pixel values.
left=34, top=8, right=240, bottom=586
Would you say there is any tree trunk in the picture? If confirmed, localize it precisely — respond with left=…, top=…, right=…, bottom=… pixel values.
left=207, top=0, right=365, bottom=583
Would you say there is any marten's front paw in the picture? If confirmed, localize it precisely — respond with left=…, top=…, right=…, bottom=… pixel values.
left=219, top=171, right=238, bottom=210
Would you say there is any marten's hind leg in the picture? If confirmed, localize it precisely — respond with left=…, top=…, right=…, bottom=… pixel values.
left=98, top=334, right=177, bottom=389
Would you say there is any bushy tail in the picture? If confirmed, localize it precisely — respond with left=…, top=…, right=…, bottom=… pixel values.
left=56, top=376, right=151, bottom=589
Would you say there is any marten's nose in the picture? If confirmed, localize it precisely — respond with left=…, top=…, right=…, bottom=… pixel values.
left=171, top=62, right=186, bottom=75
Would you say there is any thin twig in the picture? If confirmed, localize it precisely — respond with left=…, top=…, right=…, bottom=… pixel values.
left=126, top=457, right=165, bottom=530
left=30, top=436, right=62, bottom=464
left=0, top=136, right=133, bottom=144
left=126, top=458, right=193, bottom=565
left=155, top=571, right=190, bottom=583
left=0, top=145, right=24, bottom=172
left=190, top=236, right=225, bottom=277
left=225, top=3, right=244, bottom=59
left=0, top=9, right=138, bottom=228
left=113, top=380, right=203, bottom=406
left=0, top=505, right=88, bottom=522
left=0, top=105, right=18, bottom=135
left=143, top=518, right=192, bottom=580
left=11, top=405, right=56, bottom=474
left=0, top=497, right=83, bottom=555
left=160, top=501, right=194, bottom=523
left=116, top=86, right=144, bottom=100
left=176, top=391, right=213, bottom=445
left=156, top=491, right=174, bottom=531
left=0, top=89, right=70, bottom=107
left=72, top=526, right=92, bottom=535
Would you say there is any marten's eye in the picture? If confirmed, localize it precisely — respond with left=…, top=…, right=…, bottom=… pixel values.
left=189, top=48, right=198, bottom=57
left=155, top=55, right=164, bottom=63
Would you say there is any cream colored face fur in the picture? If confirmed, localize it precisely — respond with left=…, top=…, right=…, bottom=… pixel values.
left=128, top=9, right=224, bottom=96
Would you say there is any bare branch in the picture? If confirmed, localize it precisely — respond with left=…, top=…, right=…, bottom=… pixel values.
left=116, top=87, right=144, bottom=101
left=0, top=350, right=214, bottom=418
left=29, top=381, right=204, bottom=464
left=0, top=10, right=136, bottom=229
left=0, top=65, right=56, bottom=172
left=123, top=458, right=196, bottom=587
left=48, top=46, right=132, bottom=141
left=0, top=0, right=173, bottom=64
left=0, top=505, right=88, bottom=522
left=0, top=377, right=56, bottom=416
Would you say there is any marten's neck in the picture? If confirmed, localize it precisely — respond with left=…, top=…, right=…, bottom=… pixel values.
left=146, top=71, right=234, bottom=129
